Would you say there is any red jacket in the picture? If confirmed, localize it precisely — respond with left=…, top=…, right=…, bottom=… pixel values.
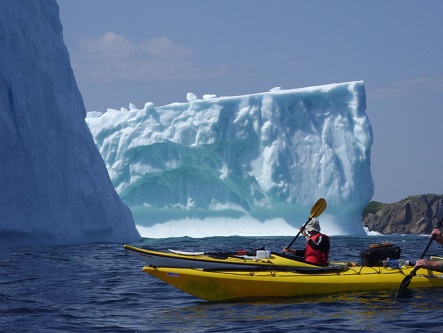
left=304, top=233, right=330, bottom=266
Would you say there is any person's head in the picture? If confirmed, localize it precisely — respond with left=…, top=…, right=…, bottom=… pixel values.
left=305, top=218, right=321, bottom=234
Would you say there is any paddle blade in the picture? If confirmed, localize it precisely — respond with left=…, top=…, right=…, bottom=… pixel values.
left=310, top=198, right=327, bottom=219
left=396, top=274, right=413, bottom=298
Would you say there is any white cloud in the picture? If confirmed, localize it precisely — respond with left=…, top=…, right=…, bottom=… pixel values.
left=139, top=37, right=192, bottom=59
left=71, top=32, right=203, bottom=82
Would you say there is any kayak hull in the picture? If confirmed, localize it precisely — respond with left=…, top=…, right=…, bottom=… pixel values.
left=142, top=265, right=443, bottom=302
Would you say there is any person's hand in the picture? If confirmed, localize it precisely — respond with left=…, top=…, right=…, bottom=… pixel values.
left=432, top=228, right=442, bottom=239
left=414, top=259, right=428, bottom=268
left=414, top=259, right=440, bottom=270
left=431, top=228, right=443, bottom=245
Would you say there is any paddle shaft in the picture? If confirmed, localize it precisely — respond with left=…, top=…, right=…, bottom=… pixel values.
left=420, top=234, right=439, bottom=260
left=286, top=218, right=312, bottom=249
left=285, top=198, right=327, bottom=250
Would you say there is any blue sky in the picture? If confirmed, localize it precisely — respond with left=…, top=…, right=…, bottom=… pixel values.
left=57, top=0, right=443, bottom=203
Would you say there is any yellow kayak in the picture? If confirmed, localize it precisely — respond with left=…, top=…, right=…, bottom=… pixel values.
left=142, top=265, right=443, bottom=301
left=124, top=244, right=342, bottom=270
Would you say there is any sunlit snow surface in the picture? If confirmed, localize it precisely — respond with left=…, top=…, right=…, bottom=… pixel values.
left=0, top=0, right=140, bottom=246
left=87, top=81, right=374, bottom=237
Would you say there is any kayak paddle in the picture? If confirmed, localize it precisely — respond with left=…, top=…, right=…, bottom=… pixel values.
left=396, top=206, right=443, bottom=298
left=285, top=198, right=327, bottom=250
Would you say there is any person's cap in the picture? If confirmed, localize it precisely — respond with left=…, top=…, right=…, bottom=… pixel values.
left=305, top=218, right=321, bottom=232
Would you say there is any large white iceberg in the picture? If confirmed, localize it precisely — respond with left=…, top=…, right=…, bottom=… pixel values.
left=87, top=81, right=374, bottom=237
left=0, top=0, right=140, bottom=246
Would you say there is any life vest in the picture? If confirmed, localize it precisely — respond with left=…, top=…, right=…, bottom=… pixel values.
left=305, top=233, right=329, bottom=266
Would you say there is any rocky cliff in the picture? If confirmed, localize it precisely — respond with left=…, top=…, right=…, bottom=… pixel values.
left=362, top=194, right=443, bottom=234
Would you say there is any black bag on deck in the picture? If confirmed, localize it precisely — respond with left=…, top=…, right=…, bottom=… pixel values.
left=360, top=244, right=401, bottom=266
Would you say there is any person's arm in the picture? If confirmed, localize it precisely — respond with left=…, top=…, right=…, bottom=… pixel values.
left=415, top=259, right=443, bottom=271
left=294, top=248, right=306, bottom=257
left=283, top=247, right=305, bottom=257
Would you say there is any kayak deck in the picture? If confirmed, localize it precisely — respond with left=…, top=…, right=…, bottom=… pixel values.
left=142, top=265, right=443, bottom=302
left=124, top=244, right=343, bottom=270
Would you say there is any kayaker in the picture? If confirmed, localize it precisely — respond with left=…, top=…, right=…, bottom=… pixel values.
left=283, top=218, right=330, bottom=266
left=414, top=227, right=443, bottom=272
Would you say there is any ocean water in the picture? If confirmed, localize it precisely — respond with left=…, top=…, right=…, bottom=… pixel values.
left=2, top=235, right=443, bottom=333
